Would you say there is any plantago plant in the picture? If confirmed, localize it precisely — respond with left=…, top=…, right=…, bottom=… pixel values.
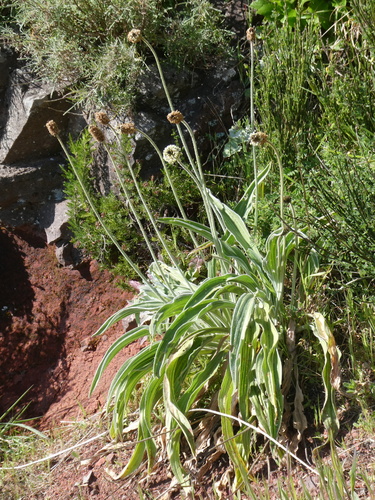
left=47, top=28, right=342, bottom=496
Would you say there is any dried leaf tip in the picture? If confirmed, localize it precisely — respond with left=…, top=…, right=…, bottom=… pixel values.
left=249, top=131, right=268, bottom=147
left=167, top=110, right=184, bottom=125
left=88, top=125, right=105, bottom=142
left=95, top=111, right=110, bottom=125
left=119, top=122, right=136, bottom=135
left=127, top=29, right=142, bottom=43
left=46, top=120, right=60, bottom=137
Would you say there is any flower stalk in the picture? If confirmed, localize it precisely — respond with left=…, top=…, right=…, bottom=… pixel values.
left=247, top=26, right=259, bottom=228
left=129, top=31, right=223, bottom=259
left=45, top=121, right=153, bottom=290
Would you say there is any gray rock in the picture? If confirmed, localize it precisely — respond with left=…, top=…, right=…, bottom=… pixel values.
left=0, top=57, right=86, bottom=233
left=0, top=68, right=78, bottom=164
left=41, top=199, right=71, bottom=245
left=0, top=157, right=64, bottom=228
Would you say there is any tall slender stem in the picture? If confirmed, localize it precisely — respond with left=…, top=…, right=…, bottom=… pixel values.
left=55, top=136, right=159, bottom=293
left=135, top=129, right=200, bottom=249
left=104, top=144, right=176, bottom=296
left=250, top=37, right=259, bottom=229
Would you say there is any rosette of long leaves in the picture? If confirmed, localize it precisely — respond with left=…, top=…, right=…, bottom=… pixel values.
left=90, top=161, right=341, bottom=494
left=89, top=29, right=341, bottom=493
left=89, top=165, right=299, bottom=488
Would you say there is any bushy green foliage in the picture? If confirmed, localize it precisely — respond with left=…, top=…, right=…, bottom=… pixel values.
left=254, top=22, right=320, bottom=167
left=304, top=139, right=375, bottom=269
left=251, top=0, right=347, bottom=29
left=62, top=130, right=201, bottom=280
left=1, top=0, right=230, bottom=110
left=235, top=11, right=375, bottom=280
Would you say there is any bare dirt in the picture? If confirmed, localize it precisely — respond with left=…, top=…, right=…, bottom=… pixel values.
left=0, top=227, right=137, bottom=427
left=0, top=228, right=234, bottom=499
left=1, top=229, right=375, bottom=500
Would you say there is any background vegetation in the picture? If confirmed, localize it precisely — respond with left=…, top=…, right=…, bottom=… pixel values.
left=0, top=0, right=231, bottom=110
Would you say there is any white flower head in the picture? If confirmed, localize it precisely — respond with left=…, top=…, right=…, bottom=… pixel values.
left=163, top=145, right=182, bottom=164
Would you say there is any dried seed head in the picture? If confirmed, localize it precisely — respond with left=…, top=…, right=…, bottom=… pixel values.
left=163, top=145, right=182, bottom=165
left=95, top=111, right=110, bottom=125
left=167, top=110, right=184, bottom=124
left=119, top=122, right=136, bottom=135
left=283, top=195, right=292, bottom=204
left=46, top=120, right=60, bottom=137
left=127, top=29, right=142, bottom=43
left=246, top=27, right=256, bottom=42
left=249, top=131, right=268, bottom=147
left=88, top=125, right=105, bottom=142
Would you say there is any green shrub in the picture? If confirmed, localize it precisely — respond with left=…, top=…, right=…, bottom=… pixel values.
left=46, top=29, right=343, bottom=494
left=251, top=0, right=348, bottom=30
left=62, top=130, right=202, bottom=281
left=254, top=21, right=321, bottom=168
left=1, top=0, right=231, bottom=110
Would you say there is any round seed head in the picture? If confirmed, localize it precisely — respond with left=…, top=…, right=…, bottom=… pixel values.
left=95, top=111, right=110, bottom=125
left=249, top=131, right=268, bottom=147
left=163, top=145, right=182, bottom=164
left=246, top=27, right=256, bottom=42
left=88, top=125, right=105, bottom=142
left=46, top=120, right=60, bottom=137
left=127, top=29, right=142, bottom=43
left=167, top=110, right=184, bottom=124
left=119, top=122, right=136, bottom=135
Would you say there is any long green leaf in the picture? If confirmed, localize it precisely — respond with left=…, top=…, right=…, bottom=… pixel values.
left=229, top=293, right=256, bottom=387
left=220, top=240, right=253, bottom=274
left=107, top=343, right=158, bottom=438
left=159, top=217, right=213, bottom=242
left=263, top=230, right=296, bottom=301
left=90, top=325, right=149, bottom=394
left=164, top=342, right=196, bottom=455
left=218, top=368, right=252, bottom=493
left=208, top=193, right=253, bottom=250
left=113, top=377, right=162, bottom=479
left=138, top=377, right=163, bottom=469
left=92, top=300, right=163, bottom=337
left=254, top=303, right=283, bottom=437
left=112, top=441, right=146, bottom=479
left=183, top=274, right=235, bottom=309
left=150, top=293, right=191, bottom=338
left=153, top=299, right=234, bottom=377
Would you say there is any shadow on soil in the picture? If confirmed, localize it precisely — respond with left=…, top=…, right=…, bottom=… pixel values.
left=0, top=229, right=67, bottom=418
